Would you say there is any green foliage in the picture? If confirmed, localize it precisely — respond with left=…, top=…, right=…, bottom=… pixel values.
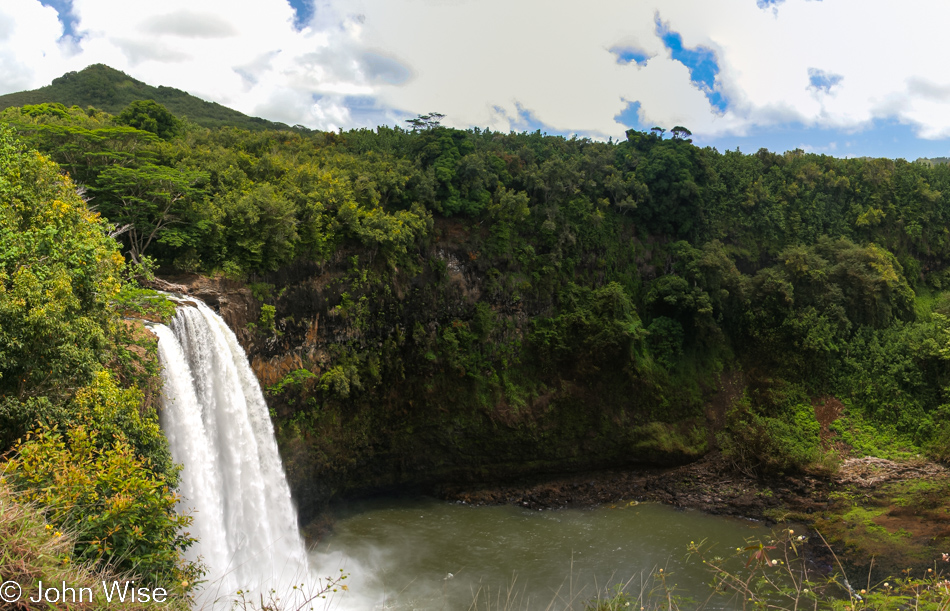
left=258, top=303, right=277, bottom=334
left=0, top=478, right=191, bottom=610
left=218, top=183, right=298, bottom=271
left=320, top=365, right=361, bottom=400
left=6, top=424, right=198, bottom=587
left=634, top=421, right=707, bottom=459
left=0, top=126, right=193, bottom=595
left=531, top=282, right=646, bottom=375
left=248, top=281, right=276, bottom=302
left=828, top=412, right=921, bottom=460
left=93, top=163, right=208, bottom=264
left=10, top=75, right=950, bottom=516
left=117, top=100, right=181, bottom=140
left=584, top=584, right=635, bottom=610
left=69, top=369, right=176, bottom=482
left=0, top=124, right=123, bottom=410
left=647, top=316, right=684, bottom=369
left=112, top=283, right=177, bottom=322
left=719, top=398, right=822, bottom=475
left=21, top=102, right=69, bottom=119
left=925, top=403, right=950, bottom=461
left=269, top=369, right=317, bottom=395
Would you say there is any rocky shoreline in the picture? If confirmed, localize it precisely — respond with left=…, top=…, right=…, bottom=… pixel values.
left=438, top=451, right=828, bottom=518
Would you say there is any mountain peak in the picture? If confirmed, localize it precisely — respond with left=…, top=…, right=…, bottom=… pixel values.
left=0, top=64, right=294, bottom=131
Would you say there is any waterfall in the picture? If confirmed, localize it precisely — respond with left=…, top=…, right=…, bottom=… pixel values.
left=152, top=299, right=310, bottom=606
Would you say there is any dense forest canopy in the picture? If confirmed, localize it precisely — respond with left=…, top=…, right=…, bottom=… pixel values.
left=4, top=99, right=950, bottom=475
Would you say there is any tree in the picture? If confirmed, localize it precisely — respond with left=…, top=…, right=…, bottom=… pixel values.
left=93, top=164, right=207, bottom=265
left=0, top=125, right=124, bottom=408
left=9, top=122, right=160, bottom=185
left=7, top=423, right=196, bottom=586
left=116, top=100, right=181, bottom=140
left=671, top=126, right=693, bottom=142
left=218, top=183, right=298, bottom=272
left=405, top=112, right=445, bottom=131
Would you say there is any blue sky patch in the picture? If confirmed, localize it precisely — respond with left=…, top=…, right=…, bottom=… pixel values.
left=610, top=46, right=651, bottom=66
left=343, top=95, right=408, bottom=129
left=756, top=0, right=785, bottom=8
left=343, top=95, right=378, bottom=109
left=39, top=0, right=78, bottom=39
left=614, top=100, right=646, bottom=131
left=808, top=67, right=843, bottom=93
left=507, top=103, right=552, bottom=133
left=654, top=15, right=726, bottom=113
left=696, top=118, right=950, bottom=160
left=286, top=0, right=314, bottom=30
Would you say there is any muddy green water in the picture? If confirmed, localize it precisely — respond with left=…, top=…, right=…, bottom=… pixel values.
left=311, top=498, right=770, bottom=610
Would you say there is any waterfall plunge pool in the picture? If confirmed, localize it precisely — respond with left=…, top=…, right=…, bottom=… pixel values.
left=312, top=497, right=771, bottom=610
left=153, top=297, right=777, bottom=610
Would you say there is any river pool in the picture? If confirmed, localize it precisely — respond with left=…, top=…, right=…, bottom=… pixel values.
left=310, top=497, right=771, bottom=610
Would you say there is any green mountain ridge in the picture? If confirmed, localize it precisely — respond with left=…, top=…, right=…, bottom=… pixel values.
left=0, top=64, right=298, bottom=131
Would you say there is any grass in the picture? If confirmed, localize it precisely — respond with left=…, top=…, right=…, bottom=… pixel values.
left=0, top=477, right=190, bottom=610
left=830, top=412, right=922, bottom=460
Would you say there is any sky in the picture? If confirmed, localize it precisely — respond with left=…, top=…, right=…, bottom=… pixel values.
left=2, top=0, right=950, bottom=159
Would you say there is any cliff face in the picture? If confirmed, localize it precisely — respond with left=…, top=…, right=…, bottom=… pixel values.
left=154, top=234, right=710, bottom=528
left=149, top=274, right=260, bottom=350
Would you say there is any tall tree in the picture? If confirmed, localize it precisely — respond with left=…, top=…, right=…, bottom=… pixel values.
left=93, top=164, right=207, bottom=265
left=116, top=99, right=181, bottom=140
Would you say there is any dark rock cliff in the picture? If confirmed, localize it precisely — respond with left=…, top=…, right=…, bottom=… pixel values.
left=153, top=243, right=708, bottom=529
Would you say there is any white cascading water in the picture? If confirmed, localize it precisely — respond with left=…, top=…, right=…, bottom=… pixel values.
left=152, top=299, right=310, bottom=607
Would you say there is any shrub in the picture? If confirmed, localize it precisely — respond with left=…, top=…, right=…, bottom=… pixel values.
left=719, top=400, right=822, bottom=475
left=5, top=425, right=200, bottom=588
left=0, top=477, right=191, bottom=610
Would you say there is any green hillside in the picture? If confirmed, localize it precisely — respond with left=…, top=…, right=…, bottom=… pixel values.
left=0, top=64, right=297, bottom=131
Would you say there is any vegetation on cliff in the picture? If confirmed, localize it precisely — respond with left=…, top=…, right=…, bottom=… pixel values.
left=5, top=101, right=950, bottom=485
left=0, top=125, right=197, bottom=597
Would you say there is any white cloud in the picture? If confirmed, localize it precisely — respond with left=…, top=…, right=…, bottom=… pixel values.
left=143, top=11, right=238, bottom=38
left=0, top=0, right=71, bottom=92
left=1, top=0, right=950, bottom=144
